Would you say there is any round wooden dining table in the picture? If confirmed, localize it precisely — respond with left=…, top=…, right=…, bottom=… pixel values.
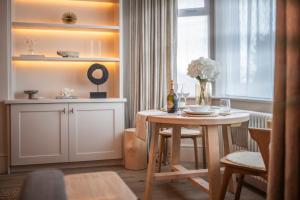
left=143, top=112, right=250, bottom=200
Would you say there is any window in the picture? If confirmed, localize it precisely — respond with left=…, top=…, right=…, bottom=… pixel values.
left=215, top=0, right=276, bottom=100
left=176, top=0, right=210, bottom=96
left=176, top=0, right=276, bottom=100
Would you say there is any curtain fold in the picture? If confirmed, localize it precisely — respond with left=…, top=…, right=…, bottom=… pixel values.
left=125, top=0, right=177, bottom=127
left=267, top=0, right=300, bottom=199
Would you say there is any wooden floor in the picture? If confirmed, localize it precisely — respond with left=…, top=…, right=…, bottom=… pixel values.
left=0, top=163, right=266, bottom=200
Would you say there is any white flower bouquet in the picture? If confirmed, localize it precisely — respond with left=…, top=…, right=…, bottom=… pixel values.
left=187, top=57, right=219, bottom=105
left=187, top=57, right=218, bottom=81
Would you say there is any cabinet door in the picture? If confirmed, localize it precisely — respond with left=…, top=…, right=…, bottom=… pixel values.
left=69, top=103, right=124, bottom=162
left=11, top=104, right=69, bottom=165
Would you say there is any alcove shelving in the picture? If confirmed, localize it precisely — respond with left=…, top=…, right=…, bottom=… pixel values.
left=10, top=0, right=123, bottom=99
left=5, top=0, right=126, bottom=168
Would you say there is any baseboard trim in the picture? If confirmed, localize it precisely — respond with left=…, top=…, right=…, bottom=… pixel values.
left=10, top=159, right=123, bottom=174
left=0, top=156, right=7, bottom=174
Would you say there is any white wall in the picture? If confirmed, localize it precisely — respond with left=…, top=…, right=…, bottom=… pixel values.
left=0, top=0, right=10, bottom=174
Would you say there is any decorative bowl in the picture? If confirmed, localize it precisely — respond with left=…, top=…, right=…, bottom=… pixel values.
left=24, top=90, right=39, bottom=99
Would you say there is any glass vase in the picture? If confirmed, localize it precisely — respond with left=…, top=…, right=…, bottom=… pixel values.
left=195, top=80, right=212, bottom=105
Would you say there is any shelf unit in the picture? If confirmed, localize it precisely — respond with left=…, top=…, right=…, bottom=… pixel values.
left=9, top=0, right=123, bottom=99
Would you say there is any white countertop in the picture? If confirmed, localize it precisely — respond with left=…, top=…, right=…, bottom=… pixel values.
left=5, top=98, right=127, bottom=104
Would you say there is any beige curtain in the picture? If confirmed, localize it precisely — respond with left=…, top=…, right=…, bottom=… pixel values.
left=267, top=0, right=300, bottom=199
left=124, top=0, right=177, bottom=127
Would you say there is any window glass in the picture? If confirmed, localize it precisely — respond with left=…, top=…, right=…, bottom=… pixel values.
left=177, top=16, right=209, bottom=96
left=215, top=0, right=276, bottom=99
left=178, top=0, right=205, bottom=9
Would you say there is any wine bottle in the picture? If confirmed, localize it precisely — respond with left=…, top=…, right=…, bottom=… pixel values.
left=167, top=80, right=178, bottom=113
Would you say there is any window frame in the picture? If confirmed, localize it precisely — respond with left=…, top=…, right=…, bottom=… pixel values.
left=175, top=0, right=214, bottom=95
left=176, top=0, right=273, bottom=102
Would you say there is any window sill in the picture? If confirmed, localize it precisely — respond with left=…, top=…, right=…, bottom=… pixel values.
left=211, top=96, right=273, bottom=104
left=186, top=96, right=272, bottom=103
left=185, top=96, right=273, bottom=113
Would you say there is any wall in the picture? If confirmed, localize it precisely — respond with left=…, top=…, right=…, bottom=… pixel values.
left=0, top=0, right=10, bottom=174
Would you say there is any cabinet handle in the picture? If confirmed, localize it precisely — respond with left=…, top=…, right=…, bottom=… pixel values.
left=70, top=108, right=74, bottom=114
left=62, top=108, right=66, bottom=114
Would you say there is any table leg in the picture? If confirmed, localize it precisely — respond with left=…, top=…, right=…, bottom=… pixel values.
left=171, top=126, right=181, bottom=167
left=201, top=126, right=207, bottom=169
left=222, top=125, right=237, bottom=193
left=144, top=123, right=160, bottom=200
left=205, top=125, right=221, bottom=200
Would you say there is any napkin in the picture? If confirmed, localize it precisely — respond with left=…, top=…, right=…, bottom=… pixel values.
left=135, top=110, right=166, bottom=141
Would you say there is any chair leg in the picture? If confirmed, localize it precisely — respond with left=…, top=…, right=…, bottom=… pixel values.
left=219, top=167, right=233, bottom=200
left=164, top=137, right=169, bottom=165
left=201, top=133, right=207, bottom=169
left=192, top=137, right=199, bottom=169
left=158, top=135, right=165, bottom=172
left=234, top=174, right=245, bottom=200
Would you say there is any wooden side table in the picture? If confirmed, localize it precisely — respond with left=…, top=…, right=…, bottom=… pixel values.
left=143, top=112, right=250, bottom=200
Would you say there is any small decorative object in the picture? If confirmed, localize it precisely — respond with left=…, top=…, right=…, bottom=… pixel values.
left=62, top=11, right=77, bottom=24
left=187, top=57, right=219, bottom=105
left=87, top=63, right=109, bottom=98
left=57, top=51, right=79, bottom=58
left=24, top=90, right=39, bottom=99
left=90, top=40, right=102, bottom=57
left=56, top=88, right=77, bottom=99
left=24, top=38, right=35, bottom=55
left=22, top=38, right=44, bottom=58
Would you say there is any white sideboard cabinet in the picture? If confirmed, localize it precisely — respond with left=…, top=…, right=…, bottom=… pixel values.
left=8, top=99, right=125, bottom=166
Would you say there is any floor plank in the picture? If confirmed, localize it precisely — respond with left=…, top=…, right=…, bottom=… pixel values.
left=0, top=163, right=266, bottom=200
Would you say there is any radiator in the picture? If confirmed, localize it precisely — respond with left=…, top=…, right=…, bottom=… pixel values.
left=247, top=111, right=272, bottom=151
left=232, top=111, right=272, bottom=192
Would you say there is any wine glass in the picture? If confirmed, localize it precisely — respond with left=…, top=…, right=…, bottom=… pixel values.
left=183, top=91, right=190, bottom=106
left=175, top=84, right=185, bottom=115
left=175, top=84, right=182, bottom=104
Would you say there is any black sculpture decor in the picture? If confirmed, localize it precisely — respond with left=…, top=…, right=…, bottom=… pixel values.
left=87, top=63, right=109, bottom=98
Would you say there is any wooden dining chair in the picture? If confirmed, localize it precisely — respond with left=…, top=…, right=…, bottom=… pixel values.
left=219, top=128, right=271, bottom=200
left=157, top=128, right=206, bottom=172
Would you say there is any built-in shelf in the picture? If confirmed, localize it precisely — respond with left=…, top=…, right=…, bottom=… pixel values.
left=12, top=56, right=120, bottom=62
left=72, top=0, right=118, bottom=3
left=13, top=22, right=120, bottom=32
left=10, top=0, right=122, bottom=100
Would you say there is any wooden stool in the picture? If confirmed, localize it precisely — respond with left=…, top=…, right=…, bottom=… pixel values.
left=64, top=171, right=137, bottom=200
left=158, top=128, right=206, bottom=172
left=124, top=128, right=147, bottom=170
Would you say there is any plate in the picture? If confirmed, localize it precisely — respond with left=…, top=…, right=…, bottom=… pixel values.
left=183, top=112, right=219, bottom=117
left=183, top=109, right=216, bottom=115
